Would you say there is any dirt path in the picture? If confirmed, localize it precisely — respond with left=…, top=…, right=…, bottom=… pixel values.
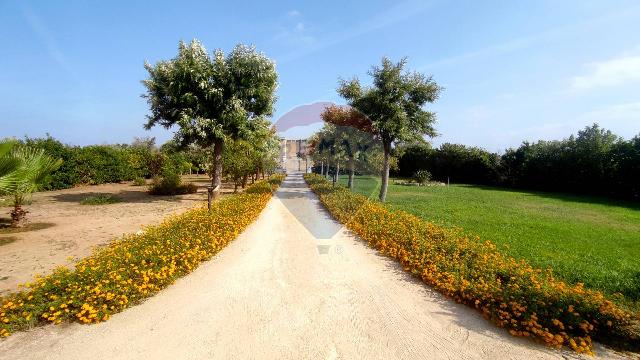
left=0, top=174, right=624, bottom=359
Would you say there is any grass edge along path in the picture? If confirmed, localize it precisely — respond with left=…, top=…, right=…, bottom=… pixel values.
left=304, top=174, right=639, bottom=354
left=0, top=175, right=285, bottom=338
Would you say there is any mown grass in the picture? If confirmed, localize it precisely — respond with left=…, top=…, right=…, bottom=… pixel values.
left=338, top=175, right=640, bottom=307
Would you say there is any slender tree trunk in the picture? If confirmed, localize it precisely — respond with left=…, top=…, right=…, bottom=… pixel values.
left=325, top=160, right=330, bottom=178
left=208, top=139, right=224, bottom=210
left=242, top=174, right=248, bottom=189
left=379, top=141, right=391, bottom=202
left=348, top=155, right=355, bottom=190
left=320, top=161, right=324, bottom=175
left=10, top=201, right=27, bottom=228
left=333, top=162, right=340, bottom=186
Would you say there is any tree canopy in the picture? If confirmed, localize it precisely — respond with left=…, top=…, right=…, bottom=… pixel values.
left=142, top=39, right=278, bottom=198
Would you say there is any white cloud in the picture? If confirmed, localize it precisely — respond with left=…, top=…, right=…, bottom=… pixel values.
left=274, top=21, right=315, bottom=46
left=571, top=55, right=640, bottom=91
left=22, top=6, right=72, bottom=74
left=278, top=0, right=434, bottom=63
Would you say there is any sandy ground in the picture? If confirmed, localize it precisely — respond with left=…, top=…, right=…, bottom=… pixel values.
left=0, top=175, right=239, bottom=296
left=0, top=174, right=628, bottom=359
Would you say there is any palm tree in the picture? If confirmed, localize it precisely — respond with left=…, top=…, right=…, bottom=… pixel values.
left=0, top=140, right=62, bottom=227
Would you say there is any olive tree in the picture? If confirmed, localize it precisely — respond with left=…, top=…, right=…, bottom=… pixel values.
left=337, top=57, right=442, bottom=202
left=142, top=40, right=278, bottom=203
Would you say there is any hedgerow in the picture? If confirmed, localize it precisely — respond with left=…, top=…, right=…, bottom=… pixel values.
left=304, top=173, right=639, bottom=354
left=0, top=176, right=284, bottom=338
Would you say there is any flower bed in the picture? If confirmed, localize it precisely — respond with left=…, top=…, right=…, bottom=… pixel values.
left=0, top=175, right=284, bottom=338
left=304, top=174, right=639, bottom=354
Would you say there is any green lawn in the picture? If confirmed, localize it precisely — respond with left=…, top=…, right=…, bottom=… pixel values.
left=337, top=175, right=640, bottom=306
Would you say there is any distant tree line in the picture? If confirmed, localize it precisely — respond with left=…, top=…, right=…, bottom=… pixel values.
left=14, top=135, right=206, bottom=191
left=394, top=124, right=640, bottom=200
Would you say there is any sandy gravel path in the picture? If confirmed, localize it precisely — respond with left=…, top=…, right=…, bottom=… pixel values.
left=0, top=174, right=624, bottom=359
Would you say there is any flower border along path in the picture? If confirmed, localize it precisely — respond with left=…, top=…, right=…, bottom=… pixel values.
left=303, top=174, right=639, bottom=355
left=0, top=175, right=285, bottom=338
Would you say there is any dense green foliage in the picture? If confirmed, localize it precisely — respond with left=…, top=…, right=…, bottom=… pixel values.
left=339, top=175, right=640, bottom=305
left=142, top=39, right=278, bottom=195
left=13, top=135, right=203, bottom=191
left=222, top=118, right=281, bottom=191
left=394, top=124, right=640, bottom=200
left=308, top=174, right=639, bottom=353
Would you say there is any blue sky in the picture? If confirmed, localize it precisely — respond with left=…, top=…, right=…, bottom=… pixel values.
left=1, top=0, right=639, bottom=152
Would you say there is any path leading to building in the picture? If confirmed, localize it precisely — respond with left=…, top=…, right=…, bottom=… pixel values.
left=0, top=174, right=621, bottom=359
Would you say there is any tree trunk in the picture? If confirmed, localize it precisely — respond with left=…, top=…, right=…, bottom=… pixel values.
left=333, top=162, right=340, bottom=186
left=208, top=139, right=224, bottom=210
left=10, top=201, right=27, bottom=228
left=325, top=160, right=330, bottom=178
left=379, top=141, right=391, bottom=202
left=348, top=155, right=355, bottom=190
left=242, top=174, right=248, bottom=189
left=320, top=161, right=324, bottom=175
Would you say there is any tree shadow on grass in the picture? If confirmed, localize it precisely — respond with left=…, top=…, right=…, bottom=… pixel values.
left=465, top=184, right=640, bottom=212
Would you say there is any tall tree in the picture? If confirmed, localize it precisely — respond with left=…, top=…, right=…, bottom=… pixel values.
left=142, top=40, right=278, bottom=202
left=337, top=57, right=442, bottom=202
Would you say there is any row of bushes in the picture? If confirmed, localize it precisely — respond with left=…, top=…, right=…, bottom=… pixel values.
left=0, top=175, right=285, bottom=338
left=394, top=124, right=640, bottom=200
left=304, top=174, right=639, bottom=353
left=20, top=136, right=198, bottom=190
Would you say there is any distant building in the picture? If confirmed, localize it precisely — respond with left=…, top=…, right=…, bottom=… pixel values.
left=280, top=138, right=309, bottom=173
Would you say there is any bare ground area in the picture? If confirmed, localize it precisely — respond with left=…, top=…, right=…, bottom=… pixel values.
left=0, top=175, right=242, bottom=296
left=0, top=174, right=628, bottom=359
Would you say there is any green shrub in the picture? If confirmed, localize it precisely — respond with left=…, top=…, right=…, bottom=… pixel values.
left=74, top=146, right=131, bottom=184
left=148, top=177, right=197, bottom=196
left=80, top=194, right=121, bottom=205
left=132, top=177, right=146, bottom=186
left=413, top=170, right=432, bottom=184
left=23, top=136, right=79, bottom=190
left=148, top=162, right=198, bottom=196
